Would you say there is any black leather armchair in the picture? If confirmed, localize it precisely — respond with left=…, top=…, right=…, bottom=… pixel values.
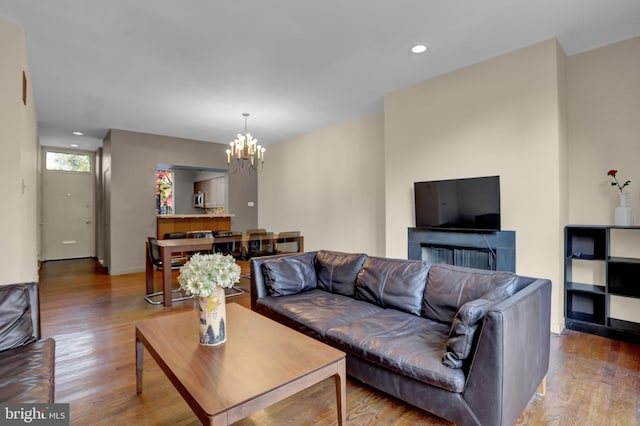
left=0, top=282, right=55, bottom=403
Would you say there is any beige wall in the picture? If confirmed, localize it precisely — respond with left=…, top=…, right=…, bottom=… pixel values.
left=104, top=129, right=257, bottom=275
left=567, top=36, right=640, bottom=322
left=567, top=36, right=640, bottom=224
left=384, top=39, right=568, bottom=332
left=0, top=20, right=39, bottom=285
left=258, top=113, right=386, bottom=255
left=260, top=40, right=573, bottom=332
left=258, top=36, right=640, bottom=334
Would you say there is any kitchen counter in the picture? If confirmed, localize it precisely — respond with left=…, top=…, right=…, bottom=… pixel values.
left=157, top=214, right=234, bottom=218
left=156, top=215, right=232, bottom=239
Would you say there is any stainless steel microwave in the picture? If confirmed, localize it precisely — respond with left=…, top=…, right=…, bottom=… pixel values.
left=193, top=191, right=204, bottom=208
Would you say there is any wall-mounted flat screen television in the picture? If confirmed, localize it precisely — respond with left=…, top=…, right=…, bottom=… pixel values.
left=414, top=176, right=501, bottom=231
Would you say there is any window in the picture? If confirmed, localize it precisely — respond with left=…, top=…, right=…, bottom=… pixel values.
left=45, top=151, right=91, bottom=172
left=156, top=170, right=173, bottom=214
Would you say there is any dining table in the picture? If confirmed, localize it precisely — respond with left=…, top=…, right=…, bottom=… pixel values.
left=145, top=234, right=303, bottom=306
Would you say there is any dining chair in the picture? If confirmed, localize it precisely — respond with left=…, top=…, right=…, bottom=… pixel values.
left=212, top=234, right=247, bottom=295
left=186, top=230, right=214, bottom=239
left=164, top=232, right=187, bottom=239
left=246, top=232, right=275, bottom=258
left=245, top=228, right=267, bottom=235
left=275, top=231, right=302, bottom=254
left=144, top=237, right=193, bottom=305
left=212, top=235, right=244, bottom=260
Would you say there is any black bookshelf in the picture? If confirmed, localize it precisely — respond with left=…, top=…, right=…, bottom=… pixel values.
left=564, top=225, right=640, bottom=343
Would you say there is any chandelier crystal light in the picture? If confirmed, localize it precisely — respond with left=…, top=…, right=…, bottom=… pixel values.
left=226, top=113, right=265, bottom=174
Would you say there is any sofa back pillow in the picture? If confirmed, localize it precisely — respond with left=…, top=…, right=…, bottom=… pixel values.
left=354, top=257, right=430, bottom=316
left=442, top=297, right=494, bottom=368
left=0, top=284, right=35, bottom=352
left=422, top=264, right=518, bottom=324
left=316, top=250, right=367, bottom=296
left=262, top=252, right=318, bottom=297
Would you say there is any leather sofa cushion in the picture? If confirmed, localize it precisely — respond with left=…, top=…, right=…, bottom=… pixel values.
left=256, top=289, right=383, bottom=339
left=316, top=250, right=367, bottom=296
left=0, top=284, right=35, bottom=352
left=422, top=264, right=518, bottom=324
left=0, top=338, right=55, bottom=403
left=442, top=298, right=494, bottom=368
left=325, top=309, right=466, bottom=393
left=354, top=257, right=430, bottom=316
left=261, top=252, right=317, bottom=296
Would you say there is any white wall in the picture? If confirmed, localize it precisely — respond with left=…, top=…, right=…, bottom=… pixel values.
left=383, top=39, right=569, bottom=333
left=0, top=19, right=39, bottom=285
left=258, top=113, right=386, bottom=255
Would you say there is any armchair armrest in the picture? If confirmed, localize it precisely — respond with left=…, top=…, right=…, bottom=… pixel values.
left=463, top=278, right=551, bottom=426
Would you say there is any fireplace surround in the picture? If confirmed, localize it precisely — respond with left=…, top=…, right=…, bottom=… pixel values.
left=408, top=228, right=516, bottom=272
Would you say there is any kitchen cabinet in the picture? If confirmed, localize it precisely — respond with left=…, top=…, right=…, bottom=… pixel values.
left=194, top=177, right=225, bottom=207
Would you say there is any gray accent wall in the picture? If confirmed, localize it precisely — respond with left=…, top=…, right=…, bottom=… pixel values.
left=101, top=129, right=257, bottom=275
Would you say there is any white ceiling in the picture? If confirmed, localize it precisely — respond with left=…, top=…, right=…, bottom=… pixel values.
left=1, top=1, right=639, bottom=151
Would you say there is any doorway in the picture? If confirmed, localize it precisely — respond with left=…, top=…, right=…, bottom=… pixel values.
left=41, top=149, right=95, bottom=261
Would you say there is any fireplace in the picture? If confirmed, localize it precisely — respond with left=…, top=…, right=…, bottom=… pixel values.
left=408, top=228, right=515, bottom=272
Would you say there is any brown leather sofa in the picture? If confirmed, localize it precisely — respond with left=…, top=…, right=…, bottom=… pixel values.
left=0, top=282, right=55, bottom=403
left=251, top=250, right=551, bottom=426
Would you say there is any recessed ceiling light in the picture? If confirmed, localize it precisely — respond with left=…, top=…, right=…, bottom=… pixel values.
left=72, top=131, right=84, bottom=136
left=411, top=44, right=428, bottom=54
left=70, top=144, right=79, bottom=148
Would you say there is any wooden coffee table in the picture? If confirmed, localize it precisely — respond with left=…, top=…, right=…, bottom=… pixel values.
left=136, top=303, right=346, bottom=425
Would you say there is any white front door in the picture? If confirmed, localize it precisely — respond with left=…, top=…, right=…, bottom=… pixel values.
left=42, top=151, right=94, bottom=260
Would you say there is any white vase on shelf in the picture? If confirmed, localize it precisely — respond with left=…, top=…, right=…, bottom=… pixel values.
left=614, top=192, right=634, bottom=227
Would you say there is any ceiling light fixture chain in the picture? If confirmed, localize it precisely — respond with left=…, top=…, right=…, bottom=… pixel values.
left=226, top=113, right=265, bottom=174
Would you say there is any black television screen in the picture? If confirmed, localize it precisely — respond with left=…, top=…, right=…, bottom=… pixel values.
left=414, top=176, right=501, bottom=231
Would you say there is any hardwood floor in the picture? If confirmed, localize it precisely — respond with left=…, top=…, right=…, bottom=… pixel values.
left=38, top=259, right=639, bottom=425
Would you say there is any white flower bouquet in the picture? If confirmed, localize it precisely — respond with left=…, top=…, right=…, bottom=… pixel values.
left=178, top=252, right=241, bottom=297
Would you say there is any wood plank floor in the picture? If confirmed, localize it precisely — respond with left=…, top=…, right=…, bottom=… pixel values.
left=38, top=259, right=639, bottom=425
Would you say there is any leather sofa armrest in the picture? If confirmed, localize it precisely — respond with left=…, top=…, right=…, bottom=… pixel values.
left=250, top=252, right=317, bottom=310
left=462, top=278, right=551, bottom=426
left=0, top=282, right=41, bottom=345
left=24, top=282, right=41, bottom=340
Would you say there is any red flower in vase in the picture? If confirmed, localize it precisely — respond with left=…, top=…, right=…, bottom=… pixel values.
left=608, top=170, right=630, bottom=192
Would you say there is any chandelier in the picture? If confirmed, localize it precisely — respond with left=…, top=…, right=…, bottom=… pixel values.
left=226, top=113, right=265, bottom=174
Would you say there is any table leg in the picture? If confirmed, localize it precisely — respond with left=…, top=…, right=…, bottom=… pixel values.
left=145, top=242, right=154, bottom=294
left=136, top=333, right=143, bottom=395
left=335, top=358, right=346, bottom=426
left=162, top=246, right=172, bottom=307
